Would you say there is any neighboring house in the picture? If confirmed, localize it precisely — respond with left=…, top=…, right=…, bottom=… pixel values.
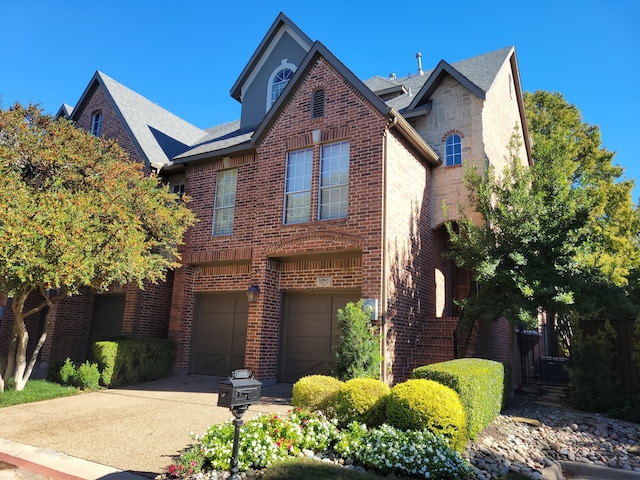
left=0, top=12, right=531, bottom=385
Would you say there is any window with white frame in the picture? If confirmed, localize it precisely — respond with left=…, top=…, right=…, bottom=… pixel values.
left=91, top=111, right=102, bottom=137
left=319, top=140, right=349, bottom=220
left=445, top=133, right=462, bottom=166
left=212, top=169, right=238, bottom=236
left=267, top=60, right=296, bottom=111
left=171, top=183, right=185, bottom=201
left=283, top=148, right=312, bottom=224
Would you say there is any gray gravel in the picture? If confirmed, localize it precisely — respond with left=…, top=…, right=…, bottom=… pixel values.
left=464, top=393, right=640, bottom=479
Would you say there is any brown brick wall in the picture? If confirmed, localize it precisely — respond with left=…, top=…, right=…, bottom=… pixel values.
left=170, top=57, right=390, bottom=381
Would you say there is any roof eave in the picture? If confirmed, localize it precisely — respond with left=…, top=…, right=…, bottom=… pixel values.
left=389, top=108, right=440, bottom=166
left=172, top=140, right=254, bottom=166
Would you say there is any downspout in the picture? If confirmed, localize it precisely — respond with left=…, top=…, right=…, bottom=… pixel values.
left=381, top=117, right=396, bottom=383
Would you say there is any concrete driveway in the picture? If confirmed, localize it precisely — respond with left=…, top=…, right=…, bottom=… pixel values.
left=0, top=375, right=293, bottom=479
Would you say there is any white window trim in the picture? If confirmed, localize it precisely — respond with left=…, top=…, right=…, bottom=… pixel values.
left=91, top=111, right=102, bottom=137
left=266, top=59, right=297, bottom=113
left=445, top=133, right=462, bottom=166
left=212, top=169, right=238, bottom=236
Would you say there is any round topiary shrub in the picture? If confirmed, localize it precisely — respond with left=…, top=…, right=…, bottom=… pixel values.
left=386, top=379, right=468, bottom=451
left=292, top=375, right=343, bottom=416
left=335, top=377, right=390, bottom=427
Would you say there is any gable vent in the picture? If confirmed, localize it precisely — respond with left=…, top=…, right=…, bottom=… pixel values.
left=311, top=88, right=325, bottom=119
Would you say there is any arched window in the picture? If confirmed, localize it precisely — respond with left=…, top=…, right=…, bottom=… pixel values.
left=267, top=60, right=296, bottom=111
left=91, top=110, right=102, bottom=137
left=445, top=133, right=462, bottom=166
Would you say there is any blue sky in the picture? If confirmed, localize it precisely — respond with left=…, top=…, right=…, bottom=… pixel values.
left=1, top=1, right=638, bottom=201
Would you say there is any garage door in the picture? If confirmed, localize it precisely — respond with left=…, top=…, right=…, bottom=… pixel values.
left=191, top=293, right=248, bottom=376
left=280, top=292, right=360, bottom=383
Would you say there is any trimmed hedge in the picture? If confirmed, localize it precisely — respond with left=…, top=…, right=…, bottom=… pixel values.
left=92, top=339, right=176, bottom=387
left=413, top=358, right=509, bottom=439
left=386, top=379, right=467, bottom=451
left=334, top=377, right=390, bottom=427
left=292, top=375, right=343, bottom=416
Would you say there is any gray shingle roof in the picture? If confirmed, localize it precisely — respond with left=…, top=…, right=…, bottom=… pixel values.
left=173, top=120, right=254, bottom=162
left=94, top=72, right=208, bottom=169
left=364, top=46, right=514, bottom=112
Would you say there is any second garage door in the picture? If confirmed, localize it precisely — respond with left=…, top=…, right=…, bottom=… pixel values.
left=280, top=292, right=360, bottom=383
left=191, top=293, right=248, bottom=376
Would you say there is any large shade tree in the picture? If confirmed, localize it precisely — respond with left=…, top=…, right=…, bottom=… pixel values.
left=0, top=103, right=197, bottom=391
left=447, top=91, right=640, bottom=328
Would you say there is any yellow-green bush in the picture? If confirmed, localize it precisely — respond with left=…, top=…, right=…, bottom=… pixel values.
left=386, top=379, right=467, bottom=451
left=413, top=358, right=508, bottom=439
left=292, top=375, right=343, bottom=415
left=334, top=377, right=390, bottom=427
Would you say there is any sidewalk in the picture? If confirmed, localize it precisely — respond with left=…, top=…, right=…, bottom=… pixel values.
left=0, top=375, right=293, bottom=479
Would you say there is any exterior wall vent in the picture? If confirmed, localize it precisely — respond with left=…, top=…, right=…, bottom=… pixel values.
left=311, top=88, right=325, bottom=119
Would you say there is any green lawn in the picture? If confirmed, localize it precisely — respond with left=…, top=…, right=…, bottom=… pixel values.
left=0, top=379, right=78, bottom=407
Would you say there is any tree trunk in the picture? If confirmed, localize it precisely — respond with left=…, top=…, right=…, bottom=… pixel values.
left=3, top=288, right=65, bottom=392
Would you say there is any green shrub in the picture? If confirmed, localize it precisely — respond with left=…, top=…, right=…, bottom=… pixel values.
left=92, top=341, right=118, bottom=386
left=334, top=377, right=390, bottom=427
left=57, top=359, right=100, bottom=390
left=386, top=379, right=467, bottom=451
left=76, top=361, right=101, bottom=390
left=59, top=358, right=77, bottom=386
left=332, top=300, right=380, bottom=381
left=92, top=339, right=176, bottom=387
left=413, top=358, right=507, bottom=439
left=567, top=321, right=620, bottom=412
left=292, top=375, right=342, bottom=415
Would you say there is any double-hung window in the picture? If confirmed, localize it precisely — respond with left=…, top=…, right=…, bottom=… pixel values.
left=283, top=140, right=350, bottom=225
left=284, top=148, right=313, bottom=224
left=212, top=169, right=238, bottom=235
left=319, top=141, right=349, bottom=220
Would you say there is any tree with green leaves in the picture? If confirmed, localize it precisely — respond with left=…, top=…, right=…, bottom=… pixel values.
left=0, top=103, right=197, bottom=392
left=333, top=300, right=380, bottom=380
left=446, top=91, right=639, bottom=328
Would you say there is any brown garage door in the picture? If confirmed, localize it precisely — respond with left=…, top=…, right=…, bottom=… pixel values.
left=280, top=292, right=360, bottom=383
left=191, top=293, right=248, bottom=376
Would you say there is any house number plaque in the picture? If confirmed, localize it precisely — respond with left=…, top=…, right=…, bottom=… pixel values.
left=316, top=276, right=333, bottom=287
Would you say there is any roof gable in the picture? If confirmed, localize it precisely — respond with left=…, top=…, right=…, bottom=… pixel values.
left=69, top=72, right=207, bottom=169
left=251, top=41, right=391, bottom=145
left=229, top=12, right=313, bottom=104
left=252, top=41, right=439, bottom=165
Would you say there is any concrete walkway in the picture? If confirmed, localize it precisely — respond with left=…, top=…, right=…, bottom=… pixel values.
left=0, top=375, right=293, bottom=479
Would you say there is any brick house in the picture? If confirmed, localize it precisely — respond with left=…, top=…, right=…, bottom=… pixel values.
left=1, top=12, right=531, bottom=385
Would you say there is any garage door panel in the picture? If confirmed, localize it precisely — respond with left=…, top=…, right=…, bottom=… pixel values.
left=191, top=293, right=248, bottom=376
left=281, top=292, right=360, bottom=383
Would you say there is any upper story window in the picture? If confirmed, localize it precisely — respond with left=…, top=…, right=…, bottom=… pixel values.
left=284, top=148, right=313, bottom=224
left=267, top=60, right=296, bottom=112
left=171, top=183, right=185, bottom=201
left=212, top=169, right=238, bottom=236
left=319, top=141, right=349, bottom=220
left=91, top=111, right=102, bottom=137
left=445, top=133, right=462, bottom=166
left=311, top=89, right=325, bottom=119
left=283, top=140, right=350, bottom=225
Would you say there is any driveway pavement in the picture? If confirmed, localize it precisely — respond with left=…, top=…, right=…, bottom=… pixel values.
left=0, top=375, right=293, bottom=479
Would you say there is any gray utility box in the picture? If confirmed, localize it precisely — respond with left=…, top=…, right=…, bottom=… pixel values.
left=218, top=377, right=262, bottom=409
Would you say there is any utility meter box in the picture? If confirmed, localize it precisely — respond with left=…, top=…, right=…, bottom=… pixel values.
left=217, top=369, right=262, bottom=409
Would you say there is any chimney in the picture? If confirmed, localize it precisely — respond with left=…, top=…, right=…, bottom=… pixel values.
left=416, top=52, right=424, bottom=76
left=389, top=73, right=396, bottom=80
